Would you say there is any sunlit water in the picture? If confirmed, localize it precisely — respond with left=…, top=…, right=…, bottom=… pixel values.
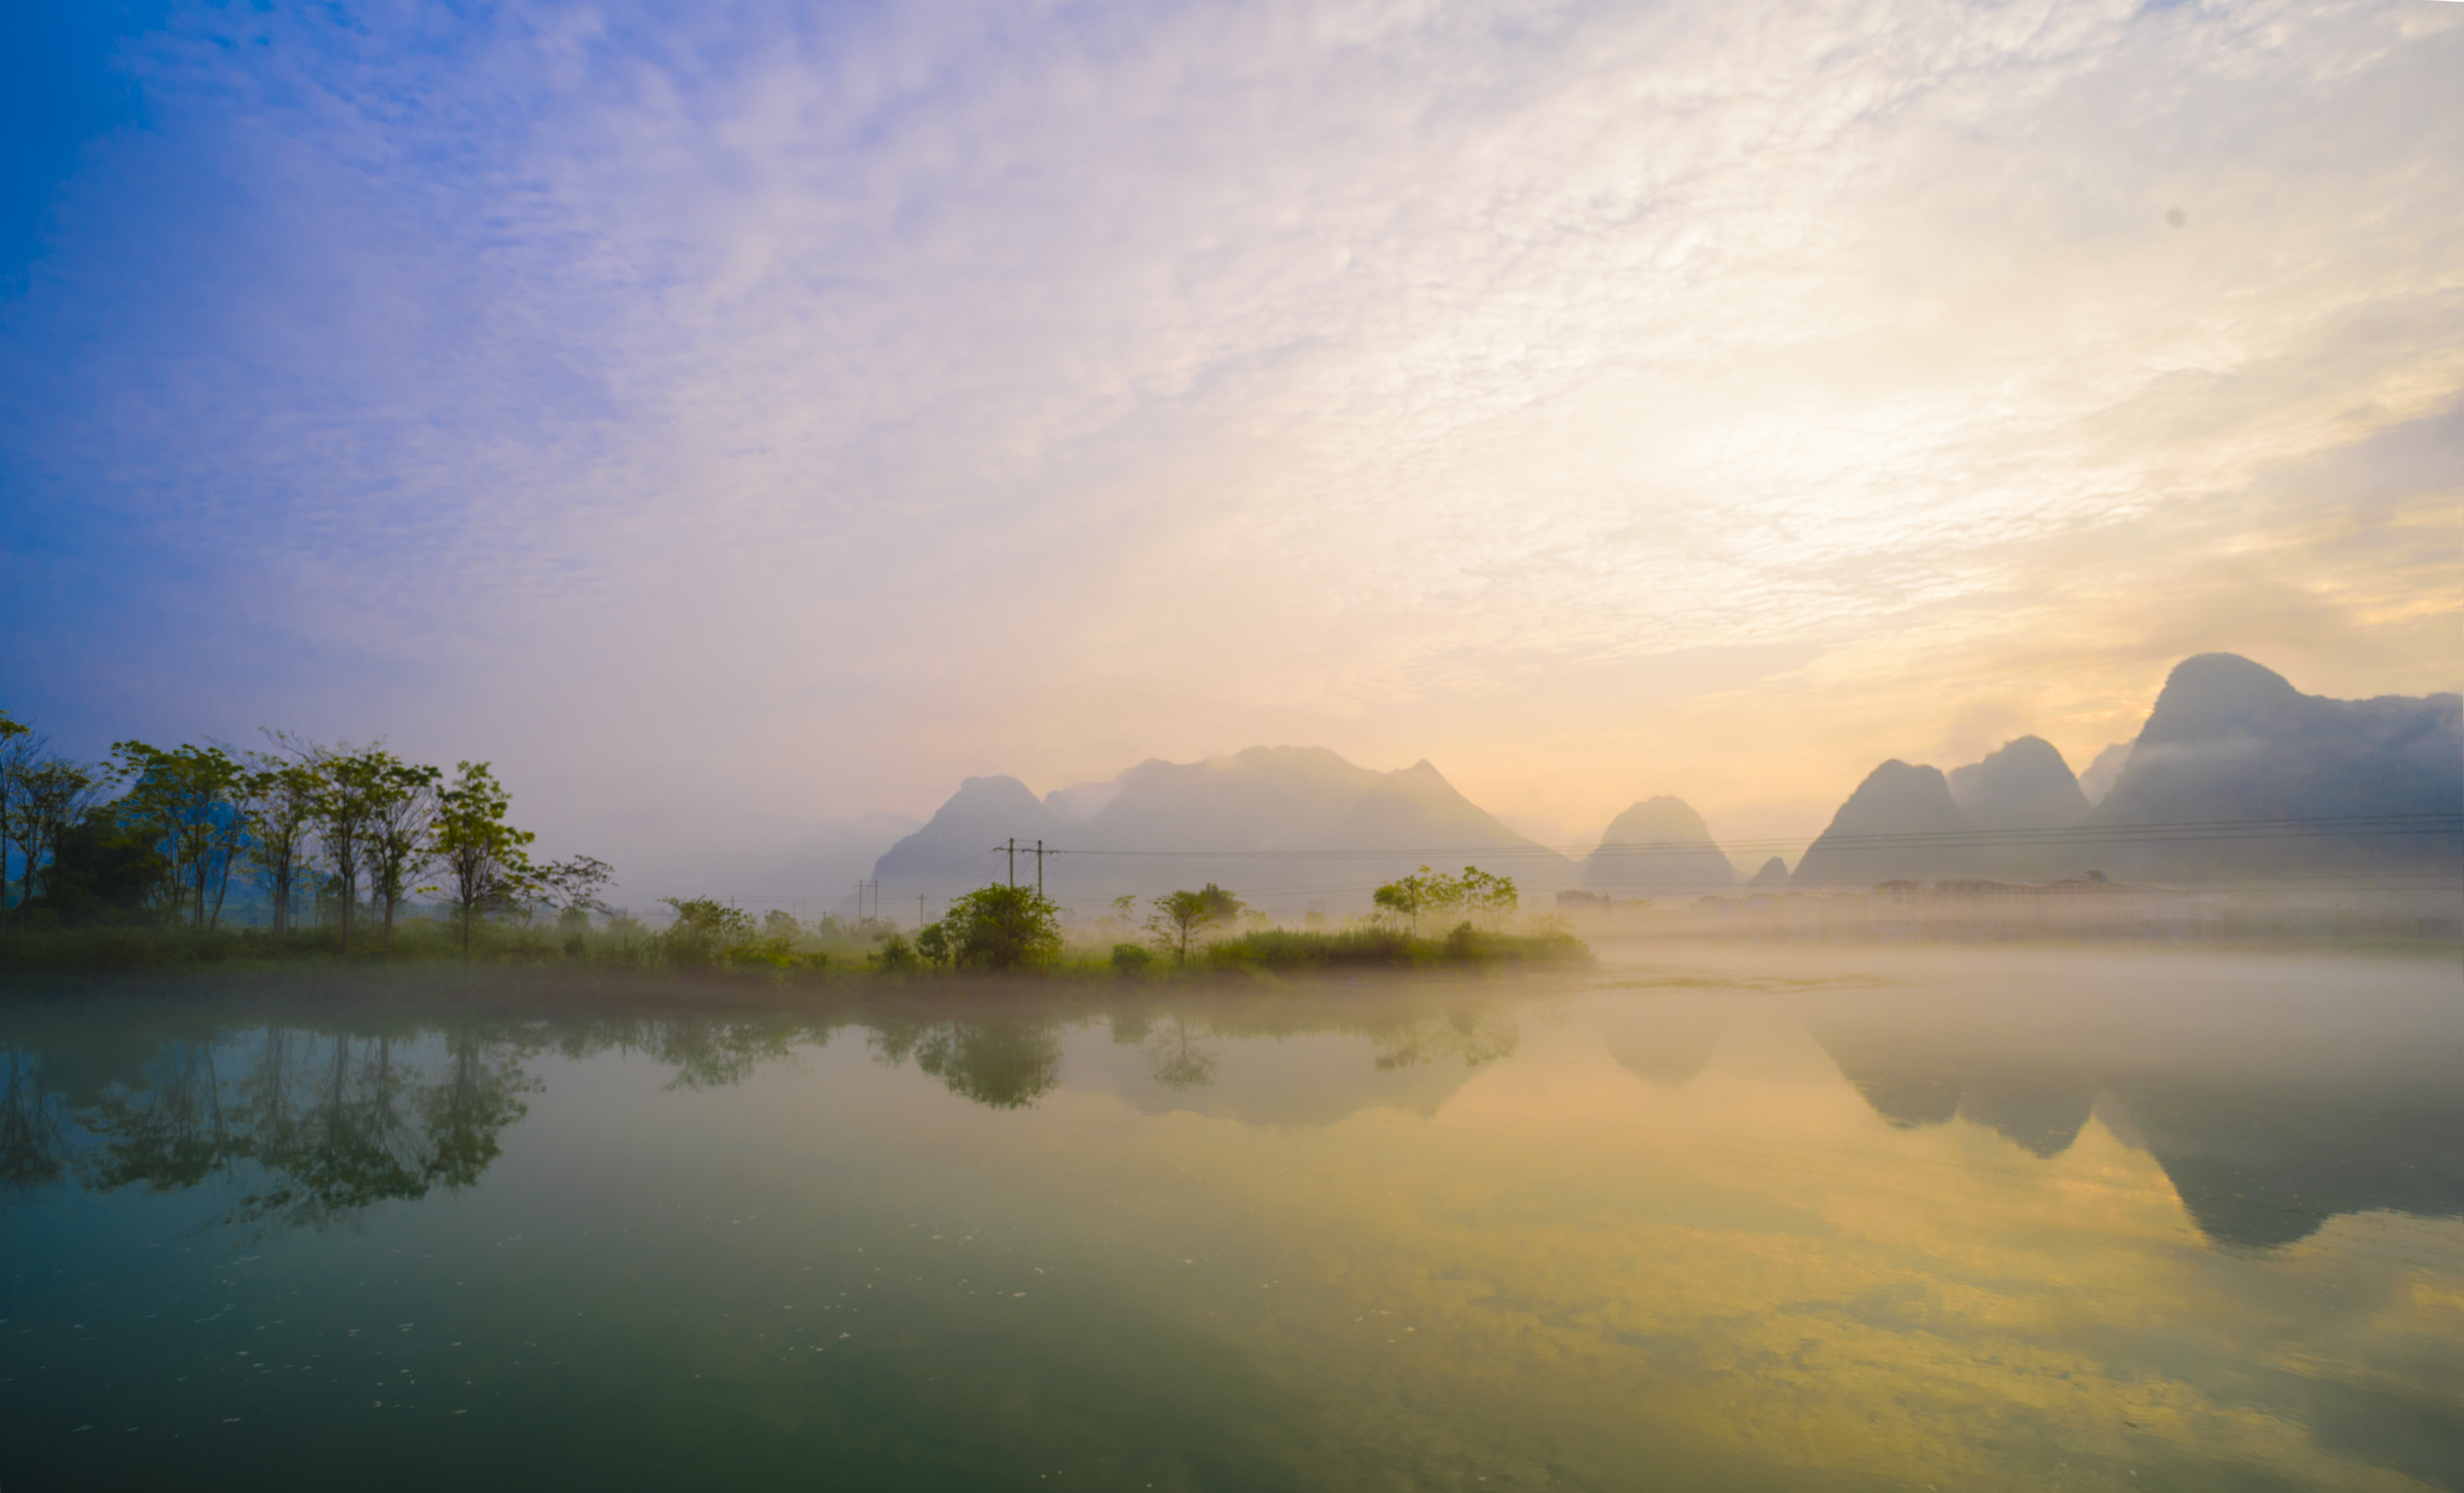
left=3, top=946, right=2459, bottom=1491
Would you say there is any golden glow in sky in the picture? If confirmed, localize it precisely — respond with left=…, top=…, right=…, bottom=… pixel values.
left=8, top=0, right=2458, bottom=884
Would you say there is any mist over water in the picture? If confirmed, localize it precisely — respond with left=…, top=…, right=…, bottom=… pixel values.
left=5, top=945, right=2458, bottom=1491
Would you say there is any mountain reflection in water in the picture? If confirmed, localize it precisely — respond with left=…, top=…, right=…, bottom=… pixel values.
left=1, top=951, right=2458, bottom=1493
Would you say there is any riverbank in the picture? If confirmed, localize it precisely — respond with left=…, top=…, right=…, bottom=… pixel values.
left=0, top=920, right=1593, bottom=988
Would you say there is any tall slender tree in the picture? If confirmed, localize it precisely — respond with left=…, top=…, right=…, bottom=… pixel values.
left=431, top=762, right=534, bottom=955
left=0, top=712, right=33, bottom=928
left=244, top=753, right=320, bottom=935
left=361, top=758, right=443, bottom=948
left=12, top=757, right=104, bottom=915
left=300, top=743, right=393, bottom=954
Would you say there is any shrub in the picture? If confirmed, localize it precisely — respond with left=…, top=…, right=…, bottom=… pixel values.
left=873, top=933, right=920, bottom=972
left=659, top=897, right=754, bottom=966
left=942, top=885, right=1064, bottom=972
left=1111, top=942, right=1154, bottom=973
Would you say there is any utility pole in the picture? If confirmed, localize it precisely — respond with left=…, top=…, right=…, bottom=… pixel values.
left=993, top=838, right=1057, bottom=895
left=917, top=893, right=927, bottom=929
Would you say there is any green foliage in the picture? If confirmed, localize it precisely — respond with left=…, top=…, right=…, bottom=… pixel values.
left=914, top=920, right=952, bottom=967
left=104, top=740, right=253, bottom=928
left=658, top=897, right=755, bottom=966
left=23, top=803, right=170, bottom=928
left=432, top=761, right=537, bottom=955
left=7, top=755, right=104, bottom=920
left=942, top=884, right=1065, bottom=971
left=873, top=932, right=920, bottom=972
left=1147, top=882, right=1247, bottom=963
left=1110, top=942, right=1154, bottom=973
left=242, top=755, right=321, bottom=935
left=1372, top=865, right=1519, bottom=934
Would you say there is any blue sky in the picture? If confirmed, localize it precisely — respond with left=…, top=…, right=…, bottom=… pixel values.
left=4, top=0, right=2459, bottom=896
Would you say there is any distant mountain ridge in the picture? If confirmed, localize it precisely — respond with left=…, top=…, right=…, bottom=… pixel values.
left=876, top=746, right=1568, bottom=908
left=872, top=654, right=2460, bottom=908
left=1789, top=654, right=2461, bottom=887
left=2084, top=654, right=2462, bottom=878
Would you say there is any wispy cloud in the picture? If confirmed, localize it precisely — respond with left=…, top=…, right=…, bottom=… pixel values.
left=3, top=0, right=2457, bottom=887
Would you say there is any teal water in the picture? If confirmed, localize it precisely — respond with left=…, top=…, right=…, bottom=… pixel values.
left=3, top=947, right=2460, bottom=1491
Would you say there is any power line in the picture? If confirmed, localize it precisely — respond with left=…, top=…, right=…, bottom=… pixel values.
left=1033, top=813, right=2463, bottom=861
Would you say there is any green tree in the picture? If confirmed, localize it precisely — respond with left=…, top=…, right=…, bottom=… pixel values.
left=533, top=855, right=616, bottom=923
left=943, top=884, right=1064, bottom=971
left=299, top=742, right=389, bottom=954
left=914, top=919, right=953, bottom=967
left=243, top=755, right=321, bottom=934
left=1373, top=865, right=1515, bottom=935
left=29, top=802, right=170, bottom=926
left=431, top=762, right=536, bottom=955
left=11, top=757, right=104, bottom=916
left=1452, top=865, right=1519, bottom=924
left=1372, top=867, right=1434, bottom=933
left=660, top=897, right=754, bottom=965
left=106, top=740, right=256, bottom=928
left=1147, top=882, right=1246, bottom=963
left=0, top=712, right=37, bottom=928
left=361, top=757, right=444, bottom=948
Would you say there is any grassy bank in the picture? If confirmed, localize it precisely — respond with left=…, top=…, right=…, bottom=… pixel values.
left=0, top=916, right=1592, bottom=985
left=1182, top=924, right=1593, bottom=972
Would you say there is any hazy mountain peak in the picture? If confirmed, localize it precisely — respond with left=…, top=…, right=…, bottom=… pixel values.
left=1045, top=780, right=1120, bottom=823
left=1946, top=736, right=2088, bottom=832
left=1745, top=856, right=1791, bottom=889
left=2088, top=657, right=2461, bottom=876
left=875, top=774, right=1060, bottom=883
left=1597, top=796, right=1717, bottom=847
left=1790, top=759, right=1973, bottom=887
left=1584, top=795, right=1732, bottom=891
left=2139, top=653, right=2304, bottom=745
left=879, top=746, right=1567, bottom=905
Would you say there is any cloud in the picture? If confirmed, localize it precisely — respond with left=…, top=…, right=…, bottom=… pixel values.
left=2, top=0, right=2458, bottom=895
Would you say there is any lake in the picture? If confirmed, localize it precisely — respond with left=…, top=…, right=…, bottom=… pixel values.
left=3, top=945, right=2460, bottom=1491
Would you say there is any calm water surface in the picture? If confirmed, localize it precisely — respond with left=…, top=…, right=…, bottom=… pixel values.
left=3, top=947, right=2460, bottom=1491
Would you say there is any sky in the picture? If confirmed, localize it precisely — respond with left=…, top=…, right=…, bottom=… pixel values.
left=4, top=0, right=2460, bottom=899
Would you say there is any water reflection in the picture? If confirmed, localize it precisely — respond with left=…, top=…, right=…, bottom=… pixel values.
left=1, top=1047, right=68, bottom=1193
left=4, top=1027, right=541, bottom=1234
left=1800, top=971, right=2464, bottom=1249
left=2, top=967, right=2459, bottom=1257
left=871, top=1018, right=1067, bottom=1110
left=0, top=956, right=2458, bottom=1493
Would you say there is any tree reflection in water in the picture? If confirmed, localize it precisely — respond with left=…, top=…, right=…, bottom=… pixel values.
left=0, top=988, right=1538, bottom=1227
left=1, top=1048, right=68, bottom=1195
left=58, top=1026, right=543, bottom=1233
left=870, top=1017, right=1065, bottom=1109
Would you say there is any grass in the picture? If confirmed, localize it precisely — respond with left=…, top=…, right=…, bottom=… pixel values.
left=0, top=914, right=1594, bottom=987
left=1194, top=923, right=1593, bottom=972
